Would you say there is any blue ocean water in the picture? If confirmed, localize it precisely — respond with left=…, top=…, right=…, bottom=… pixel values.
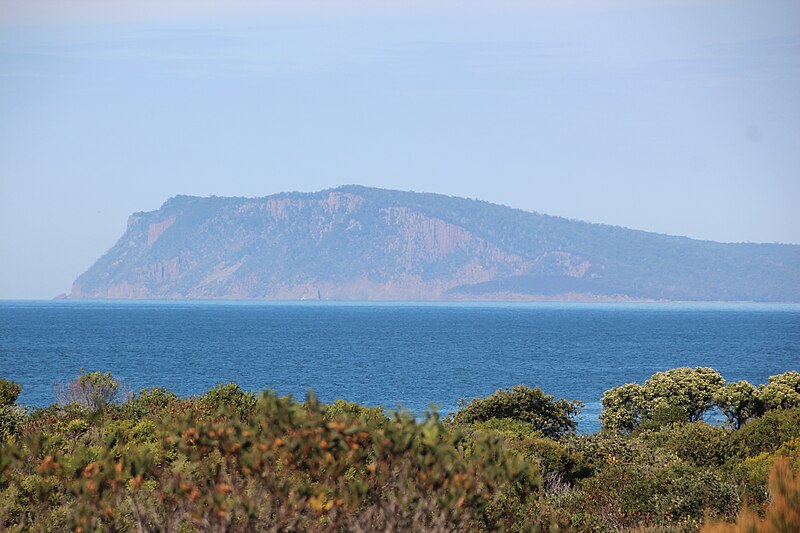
left=1, top=300, right=798, bottom=432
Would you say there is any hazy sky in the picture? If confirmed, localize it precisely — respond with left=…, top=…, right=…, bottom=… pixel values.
left=1, top=0, right=799, bottom=298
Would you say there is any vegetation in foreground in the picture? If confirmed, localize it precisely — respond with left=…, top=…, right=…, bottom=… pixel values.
left=0, top=368, right=799, bottom=532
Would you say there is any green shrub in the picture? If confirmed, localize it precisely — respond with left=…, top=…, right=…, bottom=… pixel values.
left=641, top=404, right=693, bottom=429
left=518, top=436, right=591, bottom=485
left=628, top=465, right=739, bottom=524
left=640, top=421, right=732, bottom=467
left=574, top=431, right=675, bottom=474
left=580, top=461, right=738, bottom=529
left=55, top=371, right=122, bottom=412
left=0, top=406, right=24, bottom=442
left=0, top=388, right=542, bottom=532
left=703, top=457, right=800, bottom=533
left=3, top=369, right=799, bottom=532
left=642, top=367, right=724, bottom=423
left=64, top=418, right=90, bottom=436
left=466, top=417, right=543, bottom=440
left=122, top=387, right=179, bottom=419
left=730, top=408, right=800, bottom=458
left=732, top=437, right=800, bottom=508
left=464, top=418, right=590, bottom=485
left=198, top=383, right=257, bottom=419
left=451, top=385, right=582, bottom=440
left=0, top=379, right=22, bottom=408
left=323, top=399, right=388, bottom=427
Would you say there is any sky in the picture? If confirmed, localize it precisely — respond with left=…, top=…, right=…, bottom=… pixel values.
left=1, top=0, right=799, bottom=299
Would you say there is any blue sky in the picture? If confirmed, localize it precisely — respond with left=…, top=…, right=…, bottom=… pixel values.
left=1, top=0, right=799, bottom=298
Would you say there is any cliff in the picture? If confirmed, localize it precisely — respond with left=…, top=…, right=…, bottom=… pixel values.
left=69, top=186, right=800, bottom=301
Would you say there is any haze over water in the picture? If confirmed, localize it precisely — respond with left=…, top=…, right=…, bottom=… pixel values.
left=2, top=300, right=798, bottom=432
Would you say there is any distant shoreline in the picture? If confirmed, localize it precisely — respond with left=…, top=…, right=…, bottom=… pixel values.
left=50, top=293, right=800, bottom=304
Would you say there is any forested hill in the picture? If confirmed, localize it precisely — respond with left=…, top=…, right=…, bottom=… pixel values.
left=69, top=185, right=800, bottom=301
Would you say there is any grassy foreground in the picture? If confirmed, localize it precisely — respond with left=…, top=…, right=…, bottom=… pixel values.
left=0, top=369, right=799, bottom=532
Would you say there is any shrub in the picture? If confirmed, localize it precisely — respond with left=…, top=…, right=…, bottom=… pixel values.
left=732, top=437, right=800, bottom=508
left=462, top=418, right=590, bottom=486
left=730, top=407, right=800, bottom=458
left=3, top=370, right=800, bottom=532
left=575, top=431, right=678, bottom=474
left=640, top=421, right=732, bottom=467
left=451, top=385, right=582, bottom=440
left=323, top=399, right=388, bottom=427
left=579, top=460, right=739, bottom=529
left=0, top=406, right=24, bottom=442
left=0, top=389, right=542, bottom=532
left=0, top=379, right=22, bottom=408
left=122, top=387, right=179, bottom=419
left=55, top=371, right=122, bottom=411
left=64, top=418, right=90, bottom=436
left=466, top=417, right=543, bottom=440
left=702, top=457, right=800, bottom=533
left=518, top=436, right=591, bottom=486
left=198, top=382, right=257, bottom=419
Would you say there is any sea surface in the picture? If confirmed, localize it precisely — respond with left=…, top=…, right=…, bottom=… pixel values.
left=1, top=300, right=798, bottom=432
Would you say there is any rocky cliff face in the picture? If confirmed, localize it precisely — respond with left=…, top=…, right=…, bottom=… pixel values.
left=69, top=186, right=800, bottom=301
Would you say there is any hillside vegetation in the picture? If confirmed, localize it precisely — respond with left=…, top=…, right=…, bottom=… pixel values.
left=1, top=369, right=799, bottom=531
left=69, top=186, right=800, bottom=301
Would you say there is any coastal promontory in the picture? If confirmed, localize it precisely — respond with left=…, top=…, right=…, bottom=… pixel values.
left=69, top=186, right=800, bottom=302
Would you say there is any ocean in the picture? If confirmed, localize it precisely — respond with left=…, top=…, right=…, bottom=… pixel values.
left=1, top=300, right=798, bottom=432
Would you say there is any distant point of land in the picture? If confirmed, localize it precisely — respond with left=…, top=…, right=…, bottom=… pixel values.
left=68, top=186, right=800, bottom=302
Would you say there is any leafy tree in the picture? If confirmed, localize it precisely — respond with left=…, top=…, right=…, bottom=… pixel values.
left=450, top=385, right=582, bottom=440
left=715, top=380, right=764, bottom=429
left=600, top=367, right=724, bottom=433
left=759, top=371, right=800, bottom=411
left=642, top=367, right=724, bottom=423
left=600, top=382, right=644, bottom=433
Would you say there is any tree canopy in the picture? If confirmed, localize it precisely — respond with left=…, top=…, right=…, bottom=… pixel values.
left=601, top=367, right=724, bottom=433
left=759, top=371, right=800, bottom=410
left=601, top=368, right=800, bottom=433
left=714, top=380, right=763, bottom=429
